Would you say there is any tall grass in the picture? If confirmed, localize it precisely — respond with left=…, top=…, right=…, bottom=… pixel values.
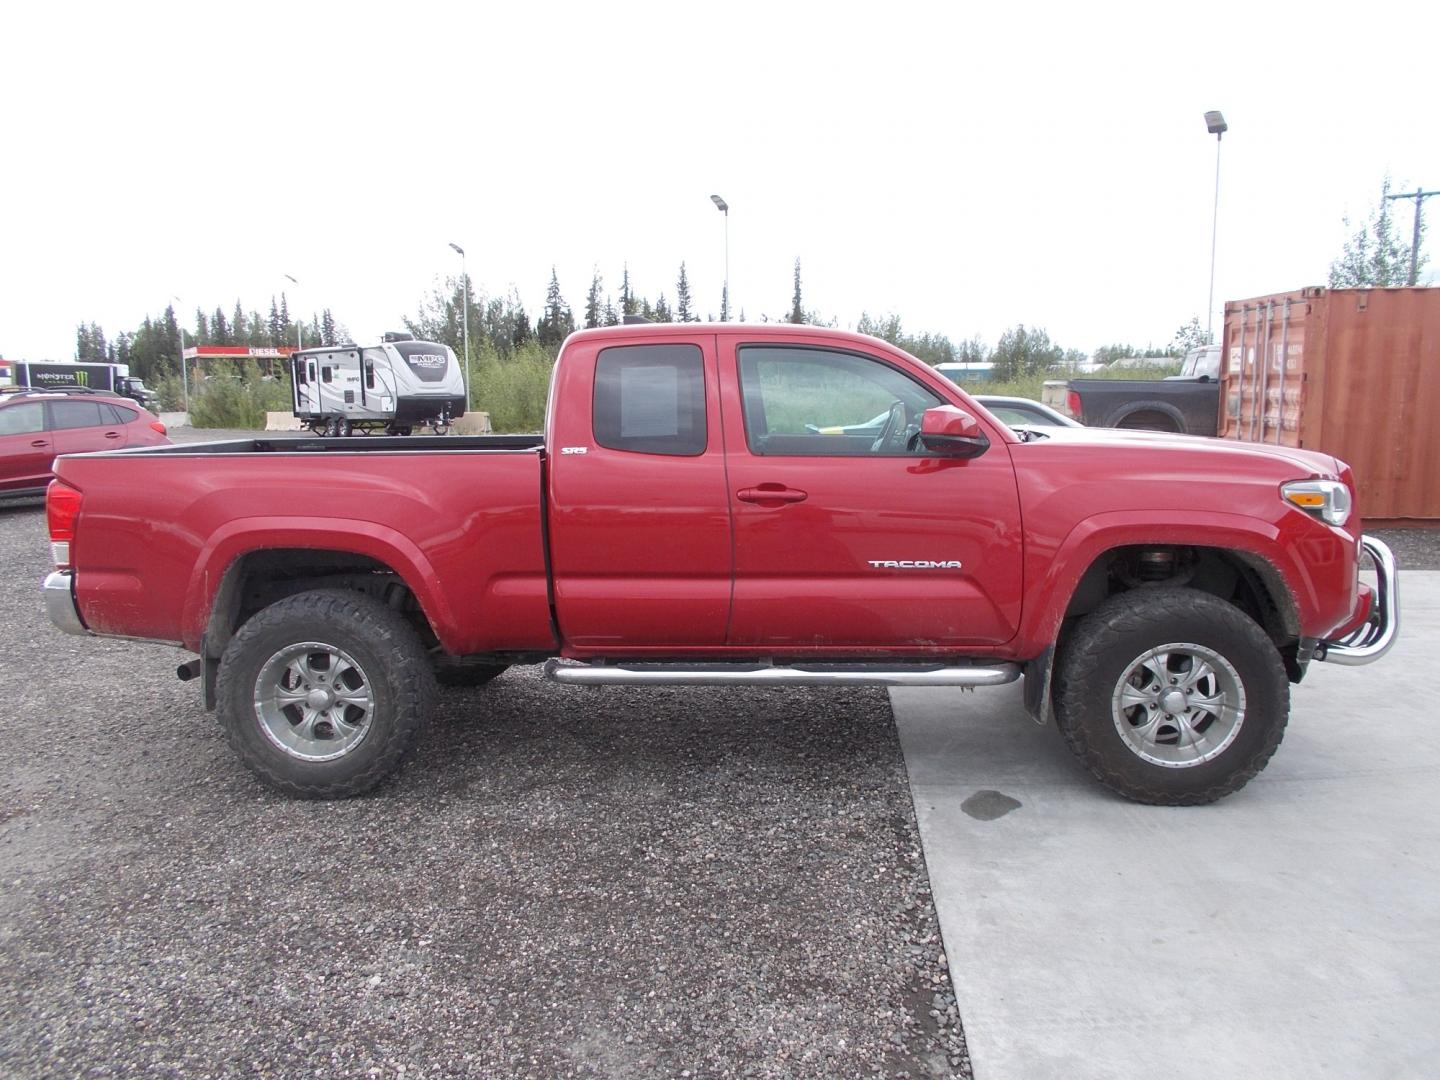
left=978, top=362, right=1183, bottom=402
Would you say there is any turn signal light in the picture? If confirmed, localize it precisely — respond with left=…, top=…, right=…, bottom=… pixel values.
left=1281, top=479, right=1352, bottom=527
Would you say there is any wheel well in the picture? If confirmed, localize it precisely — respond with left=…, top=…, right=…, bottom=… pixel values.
left=1059, top=544, right=1304, bottom=678
left=205, top=548, right=439, bottom=659
left=1109, top=402, right=1184, bottom=432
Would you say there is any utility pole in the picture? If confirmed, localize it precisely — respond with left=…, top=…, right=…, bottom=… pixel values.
left=1384, top=187, right=1439, bottom=286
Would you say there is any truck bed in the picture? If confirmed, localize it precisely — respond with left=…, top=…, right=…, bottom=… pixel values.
left=53, top=437, right=555, bottom=655
left=128, top=434, right=546, bottom=455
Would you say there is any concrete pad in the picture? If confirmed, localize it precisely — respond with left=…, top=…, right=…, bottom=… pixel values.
left=893, top=571, right=1440, bottom=1080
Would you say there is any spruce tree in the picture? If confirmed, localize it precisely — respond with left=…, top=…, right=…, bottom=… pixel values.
left=620, top=264, right=637, bottom=317
left=212, top=307, right=231, bottom=345
left=195, top=308, right=209, bottom=344
left=538, top=268, right=576, bottom=347
left=789, top=258, right=805, bottom=324
left=321, top=309, right=337, bottom=346
left=232, top=300, right=246, bottom=344
left=268, top=298, right=283, bottom=345
left=584, top=269, right=604, bottom=329
left=676, top=262, right=694, bottom=322
left=653, top=293, right=672, bottom=322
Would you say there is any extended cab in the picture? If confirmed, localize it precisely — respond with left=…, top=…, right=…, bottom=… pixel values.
left=41, top=325, right=1397, bottom=804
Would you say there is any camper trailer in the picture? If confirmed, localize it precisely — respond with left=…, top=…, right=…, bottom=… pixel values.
left=290, top=334, right=466, bottom=435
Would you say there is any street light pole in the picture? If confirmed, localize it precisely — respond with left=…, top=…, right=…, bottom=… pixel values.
left=171, top=295, right=190, bottom=415
left=284, top=274, right=303, bottom=349
left=449, top=242, right=472, bottom=411
left=1204, top=111, right=1228, bottom=343
left=711, top=194, right=730, bottom=320
left=1383, top=187, right=1439, bottom=286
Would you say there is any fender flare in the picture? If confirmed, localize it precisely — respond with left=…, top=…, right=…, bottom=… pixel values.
left=180, top=516, right=459, bottom=654
left=1019, top=510, right=1308, bottom=656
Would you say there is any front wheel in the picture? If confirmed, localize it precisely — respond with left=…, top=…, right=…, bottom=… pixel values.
left=1053, top=587, right=1289, bottom=805
left=215, top=589, right=437, bottom=798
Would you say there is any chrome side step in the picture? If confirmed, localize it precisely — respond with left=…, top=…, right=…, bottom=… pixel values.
left=543, top=659, right=1021, bottom=688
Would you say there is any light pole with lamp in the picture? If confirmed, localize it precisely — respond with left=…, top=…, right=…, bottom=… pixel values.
left=710, top=194, right=730, bottom=320
left=448, top=242, right=472, bottom=411
left=283, top=274, right=303, bottom=349
left=171, top=295, right=190, bottom=415
left=1204, top=110, right=1227, bottom=343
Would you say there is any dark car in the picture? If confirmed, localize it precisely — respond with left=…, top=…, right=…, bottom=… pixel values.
left=0, top=388, right=170, bottom=501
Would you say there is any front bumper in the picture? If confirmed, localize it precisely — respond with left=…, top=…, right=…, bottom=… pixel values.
left=43, top=571, right=89, bottom=636
left=1316, top=535, right=1398, bottom=666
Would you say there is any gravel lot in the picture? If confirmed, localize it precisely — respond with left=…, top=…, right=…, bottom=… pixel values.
left=0, top=497, right=969, bottom=1078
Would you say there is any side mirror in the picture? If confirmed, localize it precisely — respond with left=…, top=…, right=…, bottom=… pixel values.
left=917, top=405, right=990, bottom=458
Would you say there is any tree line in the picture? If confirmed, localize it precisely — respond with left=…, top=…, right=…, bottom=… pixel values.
left=73, top=295, right=344, bottom=387
left=74, top=257, right=1209, bottom=424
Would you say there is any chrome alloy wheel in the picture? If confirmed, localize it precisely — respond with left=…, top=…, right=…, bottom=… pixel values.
left=254, top=642, right=375, bottom=762
left=1110, top=642, right=1246, bottom=768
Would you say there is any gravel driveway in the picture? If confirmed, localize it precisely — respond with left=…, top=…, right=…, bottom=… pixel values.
left=0, top=499, right=969, bottom=1078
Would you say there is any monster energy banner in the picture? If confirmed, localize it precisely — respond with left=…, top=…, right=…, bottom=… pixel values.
left=17, top=363, right=117, bottom=391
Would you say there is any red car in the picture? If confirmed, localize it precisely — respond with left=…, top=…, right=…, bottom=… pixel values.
left=0, top=388, right=169, bottom=500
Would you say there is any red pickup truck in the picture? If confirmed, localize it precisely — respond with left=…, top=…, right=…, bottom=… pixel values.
left=41, top=324, right=1397, bottom=804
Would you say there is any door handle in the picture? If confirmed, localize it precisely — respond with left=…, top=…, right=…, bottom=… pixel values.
left=104, top=432, right=122, bottom=439
left=31, top=440, right=48, bottom=448
left=737, top=484, right=808, bottom=505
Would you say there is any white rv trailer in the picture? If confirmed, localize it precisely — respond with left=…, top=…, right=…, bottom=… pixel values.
left=289, top=334, right=466, bottom=436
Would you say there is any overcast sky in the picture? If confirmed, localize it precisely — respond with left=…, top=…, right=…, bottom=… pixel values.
left=3, top=1, right=1437, bottom=362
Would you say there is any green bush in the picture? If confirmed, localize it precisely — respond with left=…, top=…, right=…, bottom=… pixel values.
left=469, top=342, right=554, bottom=433
left=188, top=370, right=292, bottom=429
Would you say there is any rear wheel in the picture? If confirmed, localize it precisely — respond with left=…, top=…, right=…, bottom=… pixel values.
left=1054, top=587, right=1289, bottom=805
left=216, top=589, right=436, bottom=798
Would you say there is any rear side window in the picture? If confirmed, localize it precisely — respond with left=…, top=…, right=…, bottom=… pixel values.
left=49, top=401, right=105, bottom=430
left=0, top=402, right=45, bottom=436
left=103, top=403, right=137, bottom=424
left=593, top=344, right=706, bottom=456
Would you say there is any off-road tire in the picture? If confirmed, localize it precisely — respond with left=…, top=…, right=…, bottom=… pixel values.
left=1053, top=587, right=1289, bottom=805
left=216, top=589, right=437, bottom=799
left=433, top=657, right=510, bottom=688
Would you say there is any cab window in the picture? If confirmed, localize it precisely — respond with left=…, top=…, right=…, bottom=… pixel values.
left=593, top=344, right=706, bottom=456
left=736, top=346, right=940, bottom=456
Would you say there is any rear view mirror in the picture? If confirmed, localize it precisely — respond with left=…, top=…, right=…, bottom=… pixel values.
left=917, top=405, right=990, bottom=458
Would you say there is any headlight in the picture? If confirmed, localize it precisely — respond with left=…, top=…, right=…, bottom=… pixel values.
left=1281, top=479, right=1352, bottom=527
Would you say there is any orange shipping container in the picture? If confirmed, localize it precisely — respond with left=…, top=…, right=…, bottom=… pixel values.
left=1219, top=286, right=1440, bottom=524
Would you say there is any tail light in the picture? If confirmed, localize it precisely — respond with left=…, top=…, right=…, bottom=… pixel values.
left=47, top=479, right=83, bottom=569
left=150, top=420, right=167, bottom=435
left=1066, top=390, right=1082, bottom=419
